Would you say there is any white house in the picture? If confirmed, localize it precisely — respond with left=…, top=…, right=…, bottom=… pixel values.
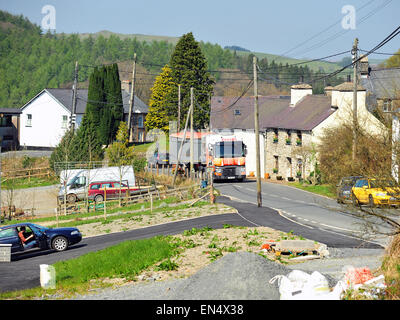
left=19, top=88, right=149, bottom=149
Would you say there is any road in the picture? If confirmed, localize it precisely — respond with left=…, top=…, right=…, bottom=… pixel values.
left=0, top=180, right=387, bottom=294
left=216, top=180, right=393, bottom=247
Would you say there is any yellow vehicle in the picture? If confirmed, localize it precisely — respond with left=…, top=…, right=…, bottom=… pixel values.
left=352, top=178, right=400, bottom=207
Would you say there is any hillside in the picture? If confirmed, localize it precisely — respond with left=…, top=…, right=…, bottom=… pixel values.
left=76, top=30, right=180, bottom=45
left=0, top=10, right=351, bottom=110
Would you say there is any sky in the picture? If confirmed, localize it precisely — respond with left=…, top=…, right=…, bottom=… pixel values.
left=1, top=0, right=399, bottom=61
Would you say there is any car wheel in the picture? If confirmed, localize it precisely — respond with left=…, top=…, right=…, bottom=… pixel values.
left=67, top=194, right=77, bottom=204
left=94, top=194, right=104, bottom=203
left=52, top=236, right=68, bottom=252
left=369, top=195, right=376, bottom=208
left=352, top=193, right=359, bottom=206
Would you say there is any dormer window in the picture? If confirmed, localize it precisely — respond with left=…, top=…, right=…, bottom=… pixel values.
left=234, top=109, right=241, bottom=116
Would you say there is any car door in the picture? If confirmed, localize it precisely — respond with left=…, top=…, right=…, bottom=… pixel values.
left=100, top=183, right=114, bottom=200
left=0, top=227, right=23, bottom=253
left=358, top=179, right=370, bottom=203
left=353, top=179, right=368, bottom=203
left=29, top=224, right=49, bottom=249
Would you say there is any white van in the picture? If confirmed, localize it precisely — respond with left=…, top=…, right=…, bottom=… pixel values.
left=58, top=166, right=135, bottom=203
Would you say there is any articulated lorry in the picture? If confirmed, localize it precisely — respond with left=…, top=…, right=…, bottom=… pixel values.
left=169, top=132, right=247, bottom=181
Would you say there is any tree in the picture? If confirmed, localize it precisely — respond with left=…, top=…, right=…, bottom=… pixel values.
left=382, top=48, right=400, bottom=68
left=84, top=63, right=123, bottom=147
left=105, top=121, right=135, bottom=206
left=145, top=64, right=175, bottom=133
left=167, top=32, right=214, bottom=130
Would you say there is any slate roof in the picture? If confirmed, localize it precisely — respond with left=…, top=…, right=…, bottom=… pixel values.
left=28, top=88, right=148, bottom=114
left=361, top=67, right=400, bottom=100
left=210, top=94, right=334, bottom=132
left=0, top=108, right=22, bottom=114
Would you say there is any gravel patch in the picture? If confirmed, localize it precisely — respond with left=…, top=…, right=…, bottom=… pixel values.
left=69, top=248, right=384, bottom=300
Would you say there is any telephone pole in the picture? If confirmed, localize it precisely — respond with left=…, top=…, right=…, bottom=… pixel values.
left=190, top=87, right=194, bottom=178
left=352, top=38, right=358, bottom=161
left=71, top=61, right=78, bottom=131
left=128, top=53, right=137, bottom=142
left=253, top=56, right=262, bottom=207
left=178, top=84, right=181, bottom=133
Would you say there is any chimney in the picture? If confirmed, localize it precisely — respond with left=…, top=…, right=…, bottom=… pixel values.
left=290, top=83, right=312, bottom=106
left=360, top=55, right=369, bottom=79
left=324, top=86, right=333, bottom=98
left=121, top=80, right=132, bottom=93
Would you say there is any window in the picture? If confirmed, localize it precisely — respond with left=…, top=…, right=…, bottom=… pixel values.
left=383, top=100, right=392, bottom=112
left=0, top=115, right=12, bottom=127
left=296, top=131, right=302, bottom=146
left=234, top=109, right=241, bottom=115
left=355, top=179, right=368, bottom=188
left=90, top=184, right=101, bottom=190
left=62, top=115, right=68, bottom=129
left=0, top=228, right=17, bottom=239
left=101, top=183, right=113, bottom=189
left=26, top=114, right=32, bottom=127
left=273, top=129, right=278, bottom=143
left=273, top=155, right=279, bottom=173
left=137, top=115, right=143, bottom=128
left=286, top=131, right=291, bottom=145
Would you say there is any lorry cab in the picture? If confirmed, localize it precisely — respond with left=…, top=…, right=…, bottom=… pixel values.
left=207, top=138, right=247, bottom=181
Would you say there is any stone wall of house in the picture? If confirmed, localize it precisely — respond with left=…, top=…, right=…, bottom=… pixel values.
left=264, top=128, right=314, bottom=181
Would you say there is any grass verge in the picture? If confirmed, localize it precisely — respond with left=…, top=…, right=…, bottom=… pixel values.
left=288, top=182, right=336, bottom=198
left=0, top=236, right=176, bottom=299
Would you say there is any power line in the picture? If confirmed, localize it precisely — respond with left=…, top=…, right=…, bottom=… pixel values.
left=288, top=0, right=393, bottom=58
left=280, top=0, right=376, bottom=57
left=308, top=24, right=400, bottom=84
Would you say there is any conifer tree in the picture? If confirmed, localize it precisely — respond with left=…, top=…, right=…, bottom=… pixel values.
left=167, top=32, right=214, bottom=130
left=145, top=64, right=175, bottom=133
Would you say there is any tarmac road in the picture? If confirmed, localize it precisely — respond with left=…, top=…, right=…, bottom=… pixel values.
left=0, top=194, right=383, bottom=294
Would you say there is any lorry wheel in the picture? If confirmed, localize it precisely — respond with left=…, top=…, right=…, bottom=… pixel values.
left=95, top=195, right=104, bottom=203
left=67, top=194, right=77, bottom=204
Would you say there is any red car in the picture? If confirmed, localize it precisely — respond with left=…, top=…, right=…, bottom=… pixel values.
left=88, top=180, right=138, bottom=202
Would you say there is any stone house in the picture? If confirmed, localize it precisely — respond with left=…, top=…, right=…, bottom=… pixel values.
left=210, top=80, right=386, bottom=181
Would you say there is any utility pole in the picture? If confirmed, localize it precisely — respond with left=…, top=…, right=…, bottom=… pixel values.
left=71, top=61, right=78, bottom=131
left=178, top=84, right=181, bottom=133
left=253, top=56, right=262, bottom=207
left=190, top=87, right=194, bottom=179
left=352, top=38, right=359, bottom=161
left=128, top=53, right=137, bottom=142
left=172, top=103, right=192, bottom=186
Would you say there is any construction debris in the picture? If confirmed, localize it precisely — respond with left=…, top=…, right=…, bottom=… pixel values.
left=260, top=239, right=329, bottom=260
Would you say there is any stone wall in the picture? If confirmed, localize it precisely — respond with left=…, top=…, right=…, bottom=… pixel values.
left=264, top=128, right=314, bottom=181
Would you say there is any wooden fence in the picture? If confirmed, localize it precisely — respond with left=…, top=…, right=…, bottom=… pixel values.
left=1, top=166, right=54, bottom=182
left=56, top=184, right=199, bottom=216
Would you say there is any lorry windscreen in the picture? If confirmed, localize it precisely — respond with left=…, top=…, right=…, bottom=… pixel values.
left=214, top=141, right=244, bottom=158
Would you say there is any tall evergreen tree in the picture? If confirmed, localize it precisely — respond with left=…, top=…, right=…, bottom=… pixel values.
left=167, top=32, right=214, bottom=130
left=145, top=64, right=175, bottom=133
